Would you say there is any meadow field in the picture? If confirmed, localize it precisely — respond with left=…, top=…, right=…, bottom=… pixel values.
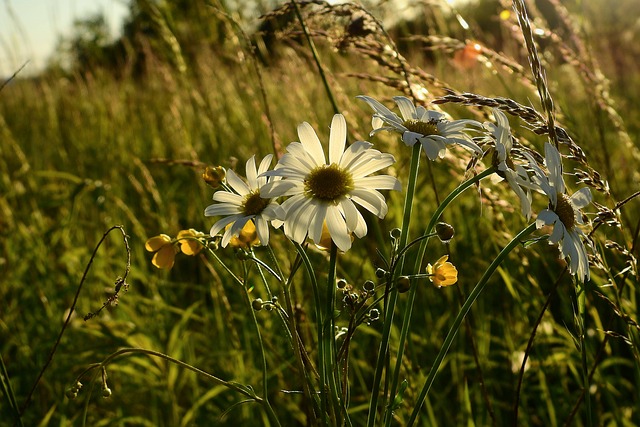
left=1, top=0, right=639, bottom=425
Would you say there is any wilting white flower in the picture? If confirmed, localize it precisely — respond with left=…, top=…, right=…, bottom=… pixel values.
left=260, top=114, right=401, bottom=252
left=484, top=108, right=538, bottom=219
left=531, top=142, right=592, bottom=282
left=204, top=155, right=280, bottom=247
left=357, top=95, right=482, bottom=160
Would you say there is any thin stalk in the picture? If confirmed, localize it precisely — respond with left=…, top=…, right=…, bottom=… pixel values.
left=281, top=270, right=321, bottom=420
left=242, top=283, right=283, bottom=427
left=1, top=353, right=23, bottom=427
left=290, top=0, right=339, bottom=115
left=367, top=143, right=421, bottom=427
left=206, top=248, right=244, bottom=287
left=577, top=281, right=593, bottom=427
left=19, top=226, right=130, bottom=417
left=247, top=252, right=282, bottom=282
left=513, top=268, right=566, bottom=425
left=325, top=243, right=345, bottom=424
left=250, top=248, right=292, bottom=342
left=75, top=348, right=261, bottom=399
left=406, top=222, right=537, bottom=426
left=293, top=241, right=330, bottom=425
left=206, top=247, right=282, bottom=425
left=384, top=166, right=497, bottom=425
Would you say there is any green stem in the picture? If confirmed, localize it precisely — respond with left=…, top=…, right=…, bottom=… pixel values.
left=251, top=248, right=292, bottom=343
left=247, top=253, right=282, bottom=282
left=367, top=143, right=421, bottom=427
left=577, top=281, right=593, bottom=427
left=77, top=347, right=262, bottom=400
left=282, top=271, right=321, bottom=420
left=406, top=222, right=537, bottom=426
left=293, top=242, right=330, bottom=425
left=1, top=353, right=23, bottom=427
left=205, top=248, right=245, bottom=287
left=242, top=284, right=283, bottom=427
left=290, top=0, right=339, bottom=115
left=325, top=243, right=344, bottom=424
left=384, top=167, right=496, bottom=424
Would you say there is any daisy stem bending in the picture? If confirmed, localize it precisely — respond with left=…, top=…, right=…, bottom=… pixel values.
left=406, top=222, right=537, bottom=427
left=368, top=143, right=422, bottom=427
left=384, top=165, right=497, bottom=426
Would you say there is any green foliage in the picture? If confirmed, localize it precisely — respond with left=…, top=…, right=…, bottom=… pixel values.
left=1, top=0, right=639, bottom=426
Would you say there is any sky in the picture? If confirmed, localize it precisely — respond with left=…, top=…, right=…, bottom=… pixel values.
left=0, top=0, right=129, bottom=77
left=0, top=0, right=472, bottom=78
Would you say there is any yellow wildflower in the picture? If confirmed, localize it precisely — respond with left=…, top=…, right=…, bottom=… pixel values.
left=177, top=229, right=204, bottom=256
left=314, top=222, right=354, bottom=252
left=228, top=221, right=260, bottom=249
left=202, top=166, right=226, bottom=189
left=145, top=234, right=178, bottom=269
left=426, top=255, right=458, bottom=287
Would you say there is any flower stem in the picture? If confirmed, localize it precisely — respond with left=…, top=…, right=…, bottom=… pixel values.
left=282, top=269, right=321, bottom=421
left=577, top=280, right=593, bottom=427
left=384, top=166, right=496, bottom=424
left=293, top=242, right=330, bottom=425
left=290, top=0, right=339, bottom=115
left=242, top=283, right=282, bottom=427
left=406, top=222, right=537, bottom=426
left=325, top=243, right=345, bottom=424
left=76, top=348, right=279, bottom=421
left=1, top=353, right=23, bottom=427
left=367, top=143, right=422, bottom=427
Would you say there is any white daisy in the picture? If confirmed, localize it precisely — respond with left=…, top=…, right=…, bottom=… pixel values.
left=204, top=155, right=280, bottom=247
left=484, top=108, right=538, bottom=219
left=357, top=95, right=483, bottom=160
left=531, top=142, right=592, bottom=282
left=260, top=114, right=401, bottom=252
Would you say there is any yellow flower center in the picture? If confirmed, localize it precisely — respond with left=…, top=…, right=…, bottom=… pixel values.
left=304, top=164, right=353, bottom=202
left=554, top=193, right=576, bottom=231
left=242, top=191, right=270, bottom=216
left=403, top=119, right=440, bottom=136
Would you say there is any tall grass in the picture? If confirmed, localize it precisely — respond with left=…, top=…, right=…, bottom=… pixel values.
left=1, top=0, right=639, bottom=425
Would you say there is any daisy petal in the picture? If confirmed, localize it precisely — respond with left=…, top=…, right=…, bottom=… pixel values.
left=298, top=122, right=326, bottom=166
left=392, top=96, right=417, bottom=121
left=329, top=114, right=347, bottom=165
left=326, top=205, right=351, bottom=251
left=570, top=187, right=592, bottom=209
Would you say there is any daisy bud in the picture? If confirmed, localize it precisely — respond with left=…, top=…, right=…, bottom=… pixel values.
left=389, top=228, right=402, bottom=240
left=375, top=268, right=387, bottom=279
left=337, top=278, right=348, bottom=289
